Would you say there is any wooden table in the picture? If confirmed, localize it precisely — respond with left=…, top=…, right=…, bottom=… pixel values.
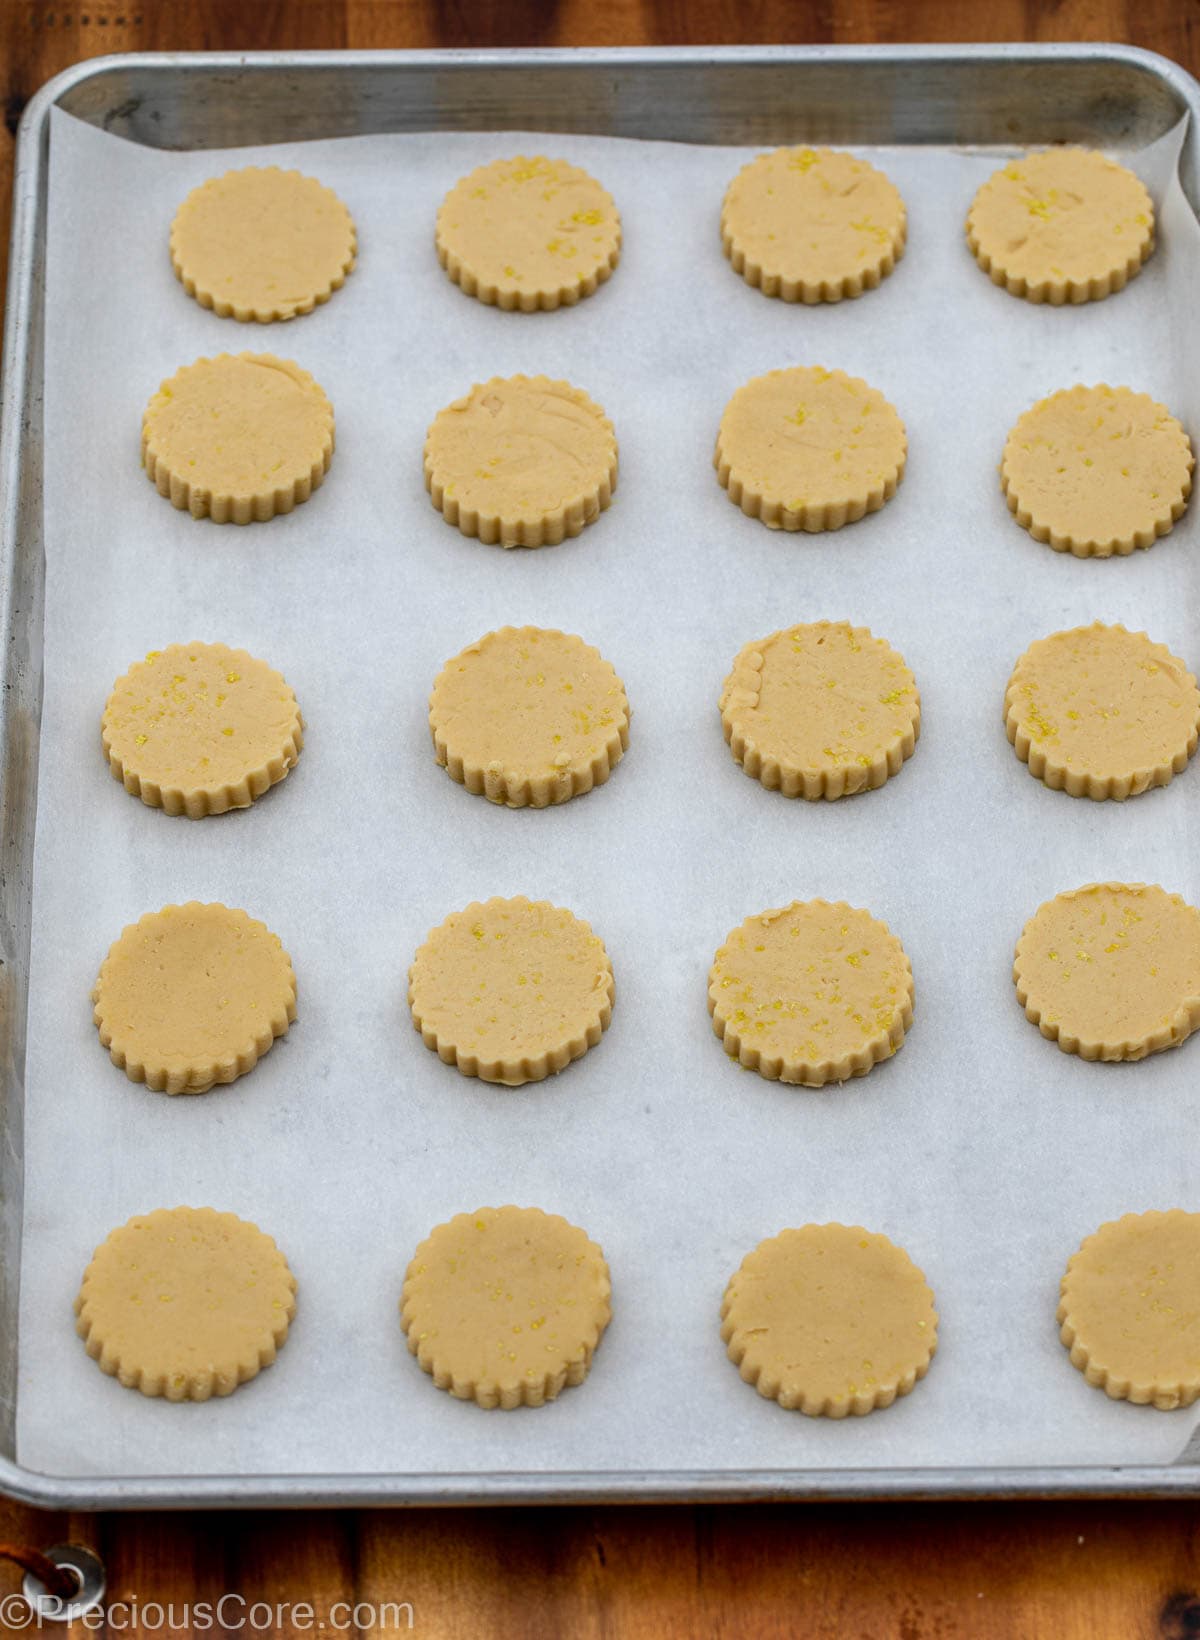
left=3, top=3, right=1199, bottom=1634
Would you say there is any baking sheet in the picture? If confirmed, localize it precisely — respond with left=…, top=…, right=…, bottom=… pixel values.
left=19, top=106, right=1200, bottom=1482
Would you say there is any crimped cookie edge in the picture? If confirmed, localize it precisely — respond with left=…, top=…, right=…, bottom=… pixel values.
left=92, top=902, right=297, bottom=1093
left=408, top=895, right=616, bottom=1085
left=965, top=149, right=1155, bottom=306
left=708, top=899, right=915, bottom=1087
left=169, top=166, right=357, bottom=323
left=999, top=385, right=1193, bottom=558
left=719, top=1224, right=937, bottom=1417
left=423, top=374, right=618, bottom=548
left=1003, top=624, right=1200, bottom=801
left=721, top=148, right=907, bottom=304
left=429, top=626, right=630, bottom=808
left=141, top=352, right=335, bottom=525
left=719, top=622, right=921, bottom=799
left=1012, top=881, right=1200, bottom=1061
left=1056, top=1209, right=1200, bottom=1410
left=101, top=642, right=304, bottom=818
left=434, top=157, right=622, bottom=312
left=74, top=1206, right=297, bottom=1400
left=399, top=1206, right=612, bottom=1408
left=714, top=366, right=907, bottom=533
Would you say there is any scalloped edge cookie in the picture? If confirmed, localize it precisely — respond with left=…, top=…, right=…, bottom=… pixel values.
left=424, top=375, right=617, bottom=548
left=1000, top=385, right=1193, bottom=557
left=1004, top=623, right=1200, bottom=801
left=721, top=146, right=906, bottom=304
left=721, top=1223, right=937, bottom=1417
left=1013, top=882, right=1200, bottom=1062
left=720, top=621, right=920, bottom=799
left=93, top=901, right=297, bottom=1093
left=142, top=353, right=335, bottom=524
left=400, top=1205, right=612, bottom=1408
left=714, top=366, right=906, bottom=533
left=1058, top=1210, right=1200, bottom=1410
left=967, top=147, right=1154, bottom=305
left=102, top=641, right=304, bottom=819
left=75, top=1206, right=297, bottom=1401
left=435, top=156, right=621, bottom=312
left=708, top=899, right=914, bottom=1087
left=429, top=626, right=630, bottom=808
left=170, top=166, right=357, bottom=323
left=408, top=895, right=615, bottom=1085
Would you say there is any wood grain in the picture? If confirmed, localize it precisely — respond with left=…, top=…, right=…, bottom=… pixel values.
left=3, top=2, right=1200, bottom=1635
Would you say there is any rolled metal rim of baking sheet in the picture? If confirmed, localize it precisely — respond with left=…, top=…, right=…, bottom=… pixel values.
left=4, top=41, right=1200, bottom=1508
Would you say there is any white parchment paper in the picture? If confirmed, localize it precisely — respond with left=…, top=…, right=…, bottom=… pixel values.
left=20, top=107, right=1200, bottom=1482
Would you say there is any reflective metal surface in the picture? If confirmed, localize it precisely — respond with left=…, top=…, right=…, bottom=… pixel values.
left=22, top=1545, right=106, bottom=1623
left=3, top=44, right=1199, bottom=1507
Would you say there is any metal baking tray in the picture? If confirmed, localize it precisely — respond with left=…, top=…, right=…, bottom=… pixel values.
left=5, top=43, right=1200, bottom=1509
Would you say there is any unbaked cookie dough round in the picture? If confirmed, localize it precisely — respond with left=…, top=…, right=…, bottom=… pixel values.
left=142, top=353, right=335, bottom=524
left=1001, top=385, right=1193, bottom=557
left=436, top=155, right=621, bottom=312
left=424, top=374, right=617, bottom=547
left=103, top=641, right=303, bottom=818
left=408, top=896, right=614, bottom=1085
left=170, top=166, right=357, bottom=322
left=93, top=902, right=297, bottom=1093
left=720, top=620, right=919, bottom=799
left=429, top=626, right=630, bottom=808
left=967, top=147, right=1154, bottom=304
left=1005, top=623, right=1200, bottom=801
left=75, top=1206, right=297, bottom=1401
left=721, top=147, right=906, bottom=303
left=1014, top=882, right=1200, bottom=1062
left=715, top=366, right=906, bottom=532
left=709, top=899, right=914, bottom=1087
left=400, top=1205, right=612, bottom=1408
left=721, top=1223, right=937, bottom=1417
left=1058, top=1210, right=1200, bottom=1410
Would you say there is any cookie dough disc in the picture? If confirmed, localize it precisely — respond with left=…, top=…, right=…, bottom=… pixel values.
left=103, top=642, right=303, bottom=818
left=436, top=156, right=621, bottom=311
left=429, top=626, right=630, bottom=808
left=425, top=375, right=616, bottom=547
left=1014, top=883, right=1200, bottom=1062
left=409, top=896, right=614, bottom=1085
left=1058, top=1211, right=1200, bottom=1410
left=722, top=1224, right=937, bottom=1417
left=722, top=147, right=906, bottom=303
left=709, top=900, right=914, bottom=1087
left=142, top=353, right=335, bottom=524
left=715, top=366, right=906, bottom=532
left=170, top=166, right=357, bottom=322
left=720, top=621, right=919, bottom=799
left=93, top=902, right=297, bottom=1093
left=967, top=147, right=1154, bottom=304
left=1005, top=623, right=1200, bottom=801
left=400, top=1206, right=612, bottom=1409
left=75, top=1207, right=297, bottom=1401
left=1001, top=385, right=1193, bottom=557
